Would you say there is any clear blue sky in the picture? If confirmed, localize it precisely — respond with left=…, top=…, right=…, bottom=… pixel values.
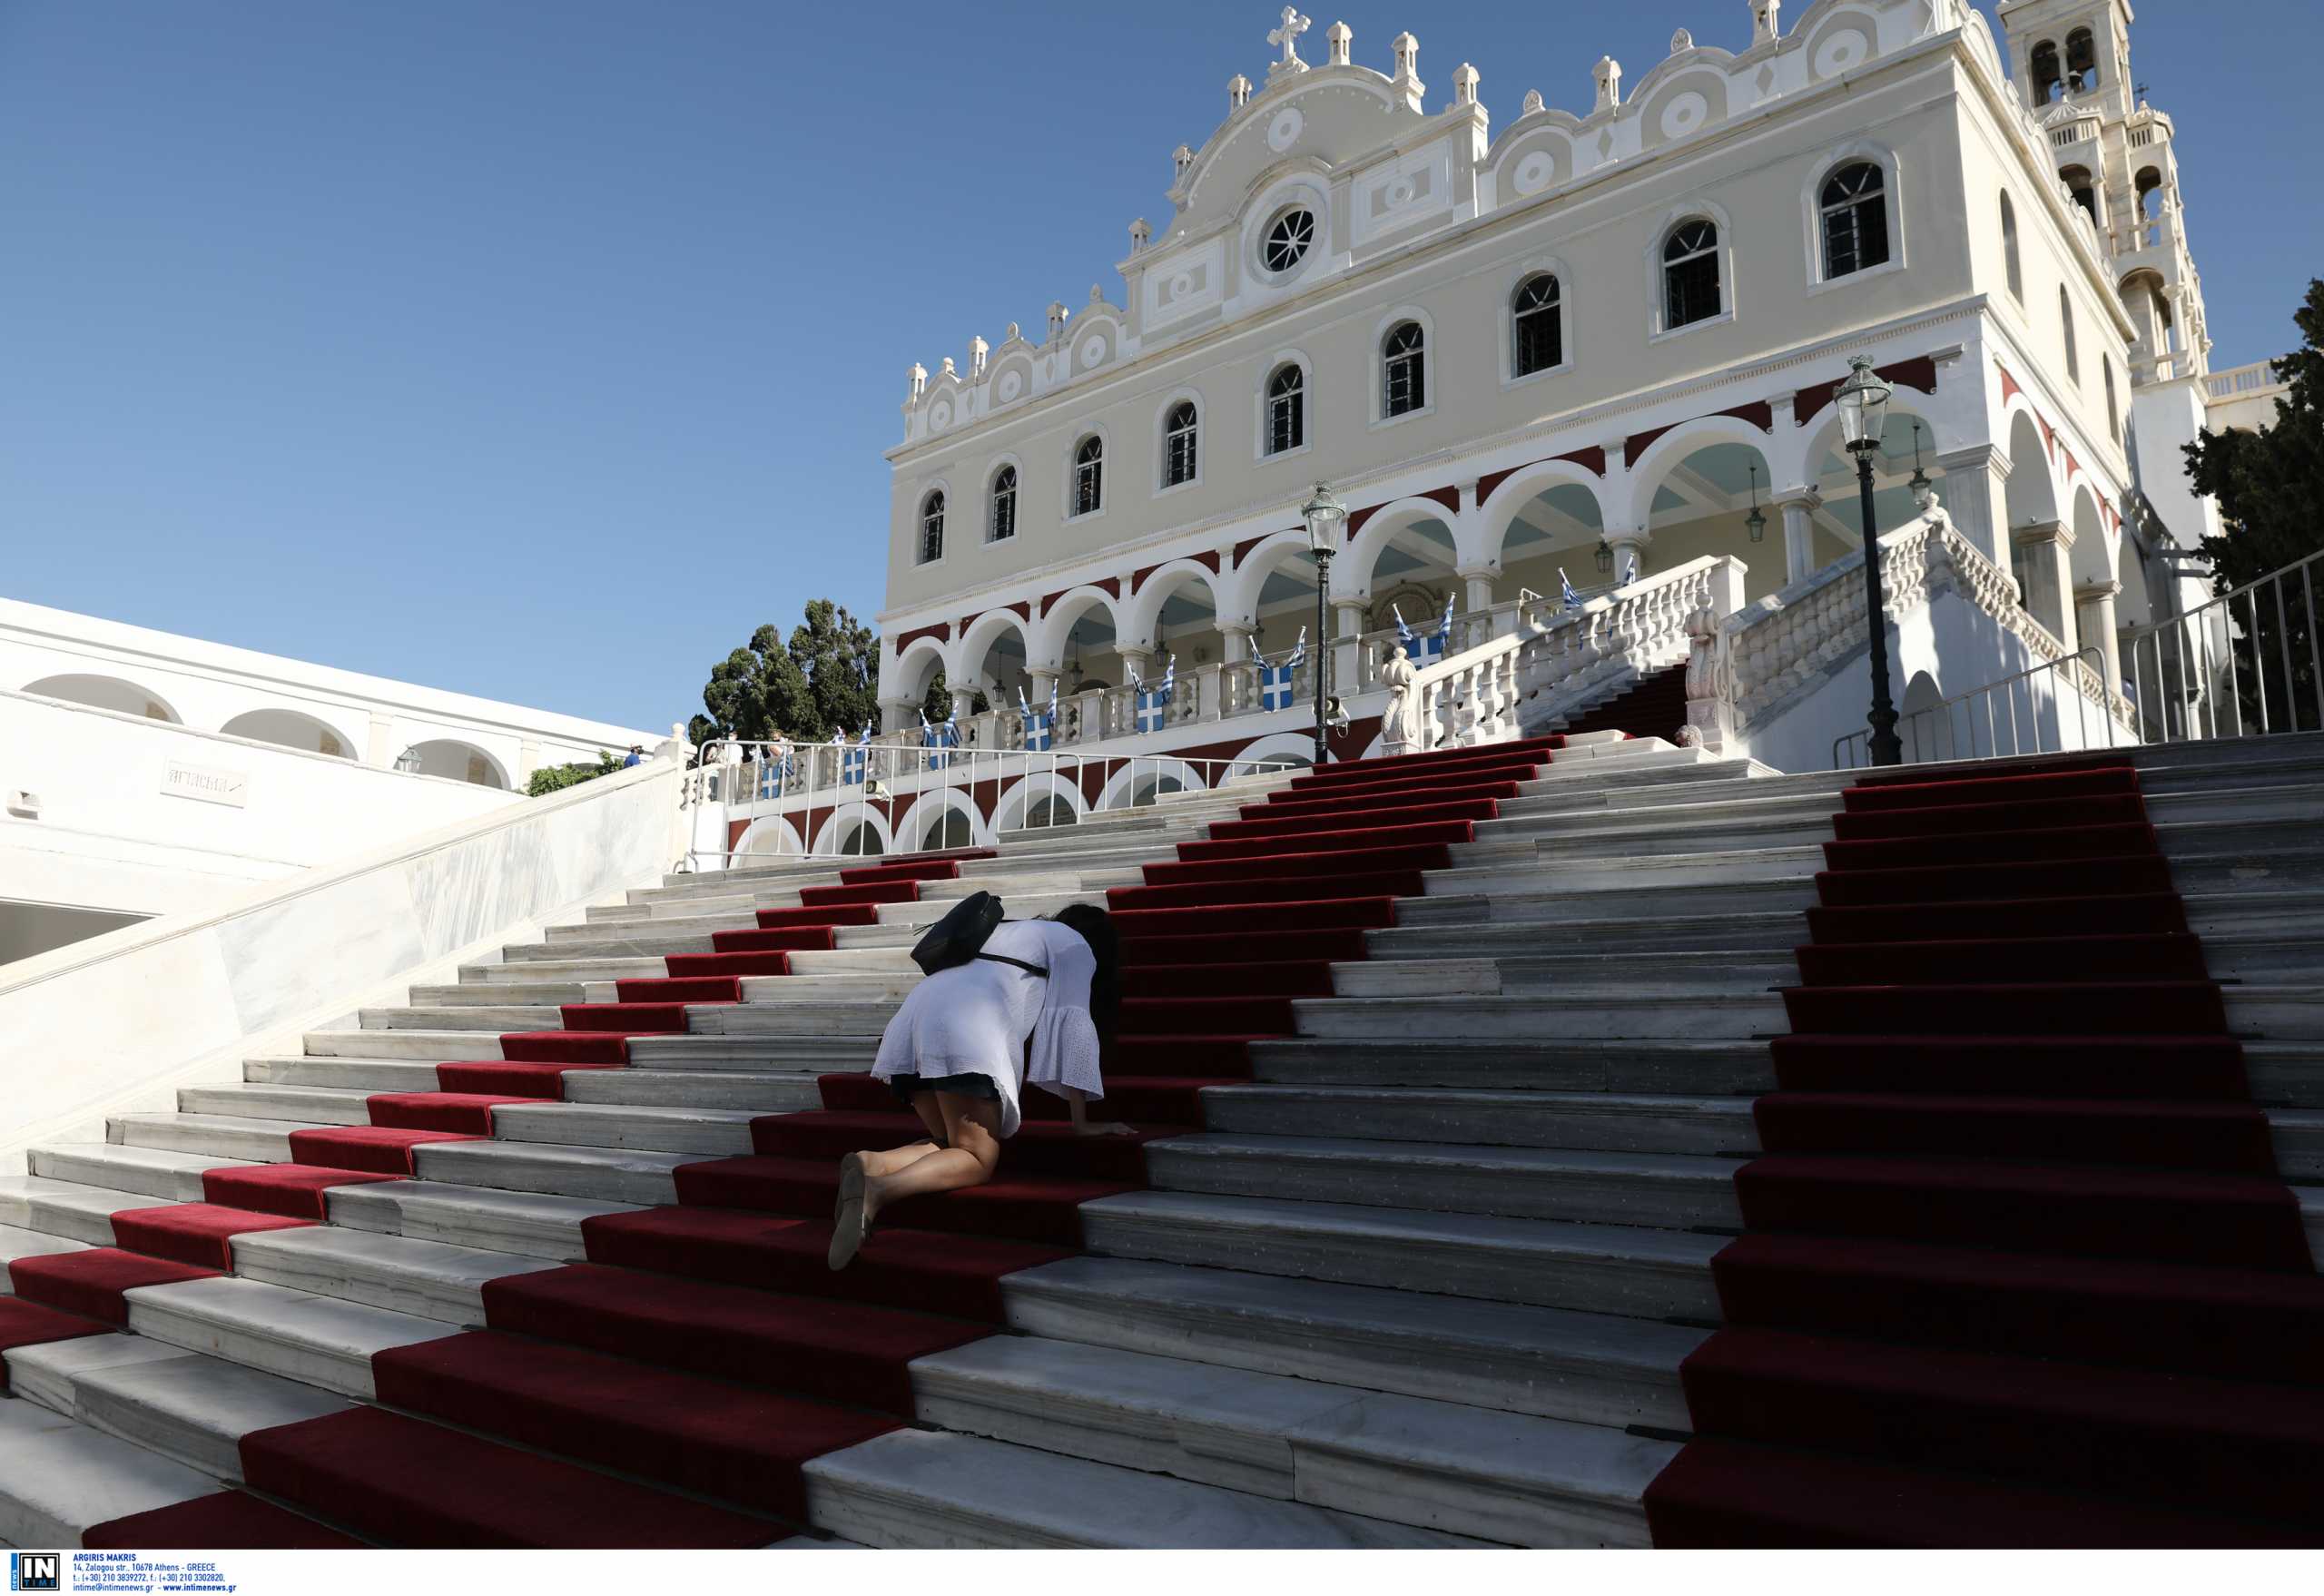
left=3, top=2, right=2313, bottom=734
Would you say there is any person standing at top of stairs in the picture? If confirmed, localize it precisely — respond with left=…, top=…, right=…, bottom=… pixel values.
left=831, top=902, right=1132, bottom=1268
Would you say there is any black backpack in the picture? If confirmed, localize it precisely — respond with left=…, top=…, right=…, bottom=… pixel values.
left=909, top=891, right=1049, bottom=978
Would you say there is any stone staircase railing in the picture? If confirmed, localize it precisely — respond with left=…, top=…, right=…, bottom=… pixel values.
left=1682, top=509, right=2132, bottom=757
left=1393, top=557, right=1747, bottom=754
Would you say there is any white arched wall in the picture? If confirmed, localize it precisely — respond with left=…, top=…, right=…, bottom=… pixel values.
left=1336, top=497, right=1460, bottom=602
left=20, top=673, right=183, bottom=724
left=2004, top=404, right=2062, bottom=527
left=810, top=802, right=895, bottom=856
left=1220, top=533, right=1315, bottom=631
left=1620, top=414, right=1796, bottom=533
left=1227, top=731, right=1319, bottom=777
left=1092, top=756, right=1209, bottom=813
left=903, top=787, right=990, bottom=851
left=892, top=636, right=949, bottom=704
left=992, top=770, right=1086, bottom=832
left=1121, top=561, right=1225, bottom=654
left=2068, top=480, right=2116, bottom=588
left=219, top=706, right=363, bottom=761
left=399, top=738, right=511, bottom=789
left=1474, top=460, right=1611, bottom=569
left=736, top=814, right=805, bottom=858
left=1029, top=586, right=1126, bottom=671
left=949, top=609, right=1033, bottom=692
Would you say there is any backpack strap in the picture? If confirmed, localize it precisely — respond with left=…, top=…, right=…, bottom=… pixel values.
left=973, top=951, right=1050, bottom=978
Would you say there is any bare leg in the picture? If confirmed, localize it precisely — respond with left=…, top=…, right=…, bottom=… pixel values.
left=862, top=1091, right=1001, bottom=1226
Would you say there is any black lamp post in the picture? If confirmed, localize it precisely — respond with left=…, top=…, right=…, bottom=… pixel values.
left=1301, top=482, right=1347, bottom=766
left=1836, top=357, right=1904, bottom=767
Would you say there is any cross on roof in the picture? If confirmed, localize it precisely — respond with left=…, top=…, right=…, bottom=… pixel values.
left=1268, top=7, right=1311, bottom=73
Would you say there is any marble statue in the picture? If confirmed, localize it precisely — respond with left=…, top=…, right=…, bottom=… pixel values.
left=1379, top=644, right=1423, bottom=755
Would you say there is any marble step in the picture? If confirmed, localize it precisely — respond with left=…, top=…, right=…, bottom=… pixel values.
left=246, top=1053, right=447, bottom=1091
left=108, top=1112, right=314, bottom=1164
left=801, top=1427, right=1487, bottom=1549
left=561, top=1069, right=825, bottom=1113
left=0, top=1219, right=95, bottom=1277
left=490, top=1100, right=759, bottom=1156
left=0, top=1391, right=230, bottom=1551
left=123, top=1273, right=455, bottom=1400
left=323, top=1178, right=635, bottom=1261
left=1287, top=993, right=1790, bottom=1042
left=1399, top=879, right=1810, bottom=927
left=0, top=1177, right=171, bottom=1246
left=1368, top=913, right=1803, bottom=960
left=907, top=1335, right=1669, bottom=1547
left=24, top=1338, right=355, bottom=1484
left=227, top=1225, right=560, bottom=1325
left=1144, top=1134, right=1744, bottom=1229
left=2249, top=1042, right=2324, bottom=1109
left=181, top=1082, right=374, bottom=1126
left=1196, top=1087, right=1759, bottom=1156
left=1002, top=1254, right=1701, bottom=1431
left=26, top=1144, right=250, bottom=1203
left=406, top=1138, right=691, bottom=1207
left=1250, top=1036, right=1778, bottom=1096
left=357, top=1005, right=566, bottom=1032
left=6, top=1332, right=211, bottom=1425
left=1078, top=1190, right=1724, bottom=1319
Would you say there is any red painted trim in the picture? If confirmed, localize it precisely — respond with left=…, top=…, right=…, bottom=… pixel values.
left=1793, top=355, right=1942, bottom=427
left=892, top=623, right=950, bottom=654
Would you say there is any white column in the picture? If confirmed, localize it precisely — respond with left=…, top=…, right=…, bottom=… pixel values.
left=1604, top=527, right=1652, bottom=582
left=2011, top=520, right=2080, bottom=650
left=949, top=688, right=978, bottom=724
left=366, top=714, right=396, bottom=767
left=2073, top=579, right=2123, bottom=696
left=1457, top=566, right=1497, bottom=613
left=1116, top=645, right=1155, bottom=687
left=1774, top=489, right=1821, bottom=586
left=1217, top=625, right=1255, bottom=664
left=1027, top=666, right=1060, bottom=704
left=1934, top=444, right=2010, bottom=568
left=879, top=696, right=916, bottom=735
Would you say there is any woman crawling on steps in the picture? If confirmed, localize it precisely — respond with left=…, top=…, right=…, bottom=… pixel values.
left=828, top=901, right=1133, bottom=1269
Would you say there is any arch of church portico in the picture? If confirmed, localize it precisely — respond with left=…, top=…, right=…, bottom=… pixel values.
left=949, top=609, right=1034, bottom=709
left=1618, top=414, right=1796, bottom=537
left=1093, top=756, right=1208, bottom=813
left=735, top=814, right=805, bottom=859
left=1027, top=586, right=1125, bottom=676
left=219, top=706, right=363, bottom=762
left=2067, top=480, right=2117, bottom=590
left=891, top=636, right=949, bottom=705
left=397, top=738, right=511, bottom=789
left=992, top=771, right=1084, bottom=834
left=1621, top=419, right=1784, bottom=601
left=904, top=786, right=990, bottom=852
left=1794, top=398, right=1948, bottom=557
left=19, top=672, right=184, bottom=724
left=1334, top=498, right=1462, bottom=605
left=1120, top=561, right=1226, bottom=657
left=811, top=802, right=894, bottom=857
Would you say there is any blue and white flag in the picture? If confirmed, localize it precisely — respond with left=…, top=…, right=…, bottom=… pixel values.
left=756, top=744, right=796, bottom=801
left=919, top=708, right=959, bottom=771
left=1394, top=600, right=1452, bottom=665
left=1559, top=568, right=1581, bottom=613
left=1134, top=655, right=1175, bottom=735
left=842, top=724, right=871, bottom=785
left=1620, top=551, right=1639, bottom=588
left=1257, top=627, right=1305, bottom=713
left=1017, top=685, right=1058, bottom=752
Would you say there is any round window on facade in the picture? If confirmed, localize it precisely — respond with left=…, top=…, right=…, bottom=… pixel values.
left=1261, top=207, right=1316, bottom=274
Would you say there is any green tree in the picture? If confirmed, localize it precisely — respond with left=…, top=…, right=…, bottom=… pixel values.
left=2182, top=278, right=2324, bottom=730
left=786, top=599, right=881, bottom=738
left=527, top=749, right=624, bottom=797
left=690, top=600, right=995, bottom=748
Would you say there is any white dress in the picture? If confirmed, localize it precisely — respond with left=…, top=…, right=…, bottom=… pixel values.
left=871, top=919, right=1104, bottom=1138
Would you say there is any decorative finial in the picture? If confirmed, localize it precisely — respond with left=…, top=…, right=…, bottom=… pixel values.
left=1750, top=0, right=1781, bottom=47
left=1046, top=300, right=1068, bottom=341
left=1522, top=88, right=1543, bottom=114
left=939, top=356, right=955, bottom=378
left=1670, top=28, right=1693, bottom=54
left=1172, top=143, right=1195, bottom=179
left=1228, top=74, right=1254, bottom=110
left=907, top=362, right=927, bottom=402
left=1390, top=32, right=1423, bottom=109
left=1325, top=20, right=1351, bottom=66
left=1004, top=320, right=1020, bottom=341
left=969, top=337, right=989, bottom=377
left=1267, top=7, right=1311, bottom=79
left=1088, top=283, right=1104, bottom=304
left=1593, top=55, right=1622, bottom=113
left=1129, top=217, right=1151, bottom=253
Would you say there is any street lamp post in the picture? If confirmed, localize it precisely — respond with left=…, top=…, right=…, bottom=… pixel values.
left=1301, top=482, right=1348, bottom=767
left=1836, top=357, right=1904, bottom=767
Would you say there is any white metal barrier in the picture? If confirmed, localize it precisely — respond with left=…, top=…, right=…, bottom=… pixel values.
left=1833, top=646, right=2113, bottom=770
left=2120, top=547, right=2320, bottom=746
left=678, top=741, right=1299, bottom=869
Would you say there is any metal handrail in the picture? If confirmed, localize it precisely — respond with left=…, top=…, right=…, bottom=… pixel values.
left=2117, top=547, right=2321, bottom=745
left=1833, top=645, right=2112, bottom=771
left=679, top=738, right=1297, bottom=869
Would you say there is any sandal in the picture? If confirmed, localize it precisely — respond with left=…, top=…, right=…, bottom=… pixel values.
left=828, top=1193, right=870, bottom=1271
left=834, top=1152, right=866, bottom=1223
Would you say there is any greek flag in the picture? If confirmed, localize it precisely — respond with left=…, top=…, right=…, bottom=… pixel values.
left=755, top=746, right=796, bottom=801
left=919, top=709, right=959, bottom=771
left=1257, top=627, right=1305, bottom=713
left=1018, top=684, right=1058, bottom=752
left=842, top=724, right=871, bottom=785
left=1559, top=568, right=1581, bottom=613
left=1395, top=599, right=1452, bottom=665
left=1134, top=655, right=1175, bottom=736
left=1620, top=551, right=1639, bottom=588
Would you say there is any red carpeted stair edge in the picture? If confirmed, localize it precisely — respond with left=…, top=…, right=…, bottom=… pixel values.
left=1644, top=757, right=2324, bottom=1548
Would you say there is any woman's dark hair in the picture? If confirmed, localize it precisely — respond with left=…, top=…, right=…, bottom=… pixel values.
left=1051, top=902, right=1121, bottom=1053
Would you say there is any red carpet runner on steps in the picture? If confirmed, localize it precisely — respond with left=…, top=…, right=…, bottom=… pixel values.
left=7, top=738, right=1577, bottom=1547
left=1642, top=755, right=2324, bottom=1548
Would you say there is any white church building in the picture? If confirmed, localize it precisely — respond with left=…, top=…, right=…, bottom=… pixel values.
left=694, top=0, right=2234, bottom=861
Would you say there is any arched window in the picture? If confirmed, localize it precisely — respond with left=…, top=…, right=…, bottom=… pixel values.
left=1820, top=163, right=1891, bottom=279
left=918, top=491, right=945, bottom=564
left=1383, top=321, right=1426, bottom=418
left=988, top=467, right=1017, bottom=542
left=2061, top=165, right=2098, bottom=227
left=1662, top=220, right=1721, bottom=330
left=1265, top=363, right=1305, bottom=455
left=1512, top=274, right=1563, bottom=376
left=1072, top=435, right=1104, bottom=517
left=2065, top=27, right=2098, bottom=93
left=2061, top=287, right=2081, bottom=384
left=1162, top=400, right=1198, bottom=487
left=2030, top=40, right=2063, bottom=105
left=2001, top=192, right=2024, bottom=302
